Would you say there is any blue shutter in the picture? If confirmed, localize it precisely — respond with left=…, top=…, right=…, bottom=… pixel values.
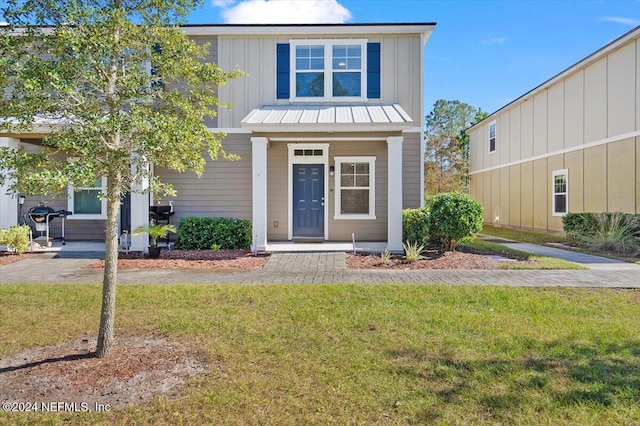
left=276, top=43, right=290, bottom=99
left=151, top=44, right=164, bottom=88
left=367, top=42, right=381, bottom=99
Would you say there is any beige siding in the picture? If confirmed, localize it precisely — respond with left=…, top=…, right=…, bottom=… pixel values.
left=217, top=33, right=424, bottom=128
left=499, top=167, right=509, bottom=226
left=509, top=105, right=521, bottom=162
left=584, top=58, right=607, bottom=143
left=499, top=113, right=510, bottom=165
left=564, top=71, right=584, bottom=149
left=189, top=35, right=219, bottom=128
left=508, top=165, right=521, bottom=227
left=564, top=150, right=584, bottom=213
left=482, top=169, right=492, bottom=223
left=608, top=42, right=635, bottom=137
left=637, top=137, right=640, bottom=212
left=402, top=131, right=422, bottom=209
left=547, top=82, right=564, bottom=152
left=520, top=100, right=534, bottom=159
left=583, top=145, right=607, bottom=212
left=156, top=133, right=252, bottom=224
left=532, top=159, right=547, bottom=230
left=533, top=91, right=548, bottom=157
left=607, top=138, right=636, bottom=212
left=520, top=162, right=534, bottom=228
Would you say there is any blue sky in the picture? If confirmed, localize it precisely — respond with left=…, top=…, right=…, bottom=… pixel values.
left=186, top=0, right=640, bottom=115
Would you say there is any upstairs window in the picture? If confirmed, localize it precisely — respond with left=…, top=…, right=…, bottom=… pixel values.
left=488, top=121, right=496, bottom=153
left=290, top=40, right=366, bottom=101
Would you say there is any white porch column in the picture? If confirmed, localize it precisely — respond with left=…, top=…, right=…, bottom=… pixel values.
left=0, top=137, right=21, bottom=229
left=387, top=136, right=404, bottom=252
left=129, top=158, right=150, bottom=252
left=252, top=137, right=268, bottom=251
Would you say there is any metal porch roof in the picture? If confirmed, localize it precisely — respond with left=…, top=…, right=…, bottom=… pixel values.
left=240, top=103, right=413, bottom=132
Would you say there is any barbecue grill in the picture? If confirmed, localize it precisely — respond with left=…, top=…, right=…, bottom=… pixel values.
left=25, top=204, right=72, bottom=246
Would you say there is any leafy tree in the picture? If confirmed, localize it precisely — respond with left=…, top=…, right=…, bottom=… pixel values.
left=0, top=0, right=242, bottom=357
left=424, top=99, right=488, bottom=198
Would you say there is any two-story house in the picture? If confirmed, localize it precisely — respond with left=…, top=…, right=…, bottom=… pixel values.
left=0, top=23, right=435, bottom=251
left=467, top=25, right=640, bottom=233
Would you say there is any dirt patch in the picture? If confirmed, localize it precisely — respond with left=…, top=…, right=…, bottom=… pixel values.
left=347, top=249, right=526, bottom=270
left=0, top=336, right=207, bottom=410
left=84, top=250, right=269, bottom=270
left=0, top=252, right=35, bottom=267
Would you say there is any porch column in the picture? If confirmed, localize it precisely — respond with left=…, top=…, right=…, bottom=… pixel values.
left=387, top=136, right=404, bottom=252
left=0, top=137, right=21, bottom=229
left=129, top=158, right=150, bottom=252
left=252, top=137, right=268, bottom=251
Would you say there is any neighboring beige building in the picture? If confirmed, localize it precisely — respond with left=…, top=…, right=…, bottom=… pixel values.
left=1, top=23, right=435, bottom=251
left=467, top=25, right=640, bottom=233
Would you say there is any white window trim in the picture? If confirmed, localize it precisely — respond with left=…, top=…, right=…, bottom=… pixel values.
left=334, top=156, right=376, bottom=220
left=488, top=121, right=497, bottom=154
left=289, top=38, right=368, bottom=103
left=287, top=143, right=330, bottom=240
left=552, top=169, right=569, bottom=216
left=68, top=177, right=108, bottom=220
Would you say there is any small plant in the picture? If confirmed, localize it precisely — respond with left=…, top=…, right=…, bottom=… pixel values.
left=0, top=225, right=31, bottom=254
left=211, top=243, right=221, bottom=251
left=585, top=212, right=640, bottom=255
left=403, top=240, right=424, bottom=263
left=133, top=223, right=176, bottom=247
left=380, top=249, right=392, bottom=264
left=402, top=207, right=430, bottom=246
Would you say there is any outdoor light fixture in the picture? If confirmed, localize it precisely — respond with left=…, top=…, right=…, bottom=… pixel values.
left=18, top=195, right=25, bottom=205
left=330, top=165, right=335, bottom=176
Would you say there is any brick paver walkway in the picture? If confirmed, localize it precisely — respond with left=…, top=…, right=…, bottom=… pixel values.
left=1, top=251, right=639, bottom=287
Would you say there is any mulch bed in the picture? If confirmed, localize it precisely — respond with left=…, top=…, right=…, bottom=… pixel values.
left=0, top=252, right=36, bottom=267
left=84, top=249, right=270, bottom=270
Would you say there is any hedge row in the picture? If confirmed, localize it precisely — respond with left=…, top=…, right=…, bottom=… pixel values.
left=402, top=192, right=484, bottom=251
left=176, top=217, right=252, bottom=250
left=562, top=212, right=640, bottom=240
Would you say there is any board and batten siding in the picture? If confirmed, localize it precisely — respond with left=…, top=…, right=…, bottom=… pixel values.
left=402, top=131, right=422, bottom=209
left=188, top=35, right=219, bottom=128
left=469, top=32, right=640, bottom=233
left=215, top=33, right=423, bottom=129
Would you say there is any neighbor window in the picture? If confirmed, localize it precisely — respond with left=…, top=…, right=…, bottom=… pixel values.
left=552, top=169, right=568, bottom=216
left=489, top=121, right=496, bottom=153
left=292, top=40, right=365, bottom=100
left=68, top=177, right=107, bottom=219
left=334, top=157, right=375, bottom=219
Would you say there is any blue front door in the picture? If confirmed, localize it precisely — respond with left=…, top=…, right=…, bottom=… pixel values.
left=293, top=164, right=324, bottom=238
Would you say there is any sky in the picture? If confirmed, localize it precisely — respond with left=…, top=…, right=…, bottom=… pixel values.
left=185, top=0, right=640, bottom=116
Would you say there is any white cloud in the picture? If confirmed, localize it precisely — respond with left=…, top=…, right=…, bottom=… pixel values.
left=482, top=37, right=506, bottom=45
left=213, top=0, right=351, bottom=24
left=600, top=16, right=640, bottom=26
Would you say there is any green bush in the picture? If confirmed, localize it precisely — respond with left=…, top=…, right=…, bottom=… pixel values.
left=562, top=212, right=598, bottom=240
left=428, top=192, right=483, bottom=251
left=177, top=217, right=252, bottom=250
left=0, top=225, right=31, bottom=254
left=584, top=212, right=640, bottom=255
left=402, top=207, right=430, bottom=246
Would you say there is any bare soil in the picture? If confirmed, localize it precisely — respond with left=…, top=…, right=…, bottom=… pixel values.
left=84, top=249, right=270, bottom=270
left=0, top=336, right=207, bottom=410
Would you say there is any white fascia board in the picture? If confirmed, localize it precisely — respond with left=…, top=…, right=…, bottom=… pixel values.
left=182, top=24, right=435, bottom=38
left=240, top=123, right=413, bottom=133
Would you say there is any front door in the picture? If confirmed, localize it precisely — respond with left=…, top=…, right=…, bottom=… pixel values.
left=292, top=164, right=324, bottom=238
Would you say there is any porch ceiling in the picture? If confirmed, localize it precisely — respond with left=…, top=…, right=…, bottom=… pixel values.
left=241, top=103, right=413, bottom=133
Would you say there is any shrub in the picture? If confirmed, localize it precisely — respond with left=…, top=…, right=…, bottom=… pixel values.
left=0, top=225, right=31, bottom=254
left=585, top=212, right=640, bottom=255
left=402, top=240, right=424, bottom=263
left=177, top=217, right=252, bottom=250
left=428, top=192, right=483, bottom=251
left=562, top=212, right=598, bottom=240
left=402, top=207, right=430, bottom=246
left=380, top=249, right=392, bottom=264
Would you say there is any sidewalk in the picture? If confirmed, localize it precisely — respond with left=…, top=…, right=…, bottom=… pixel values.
left=477, top=235, right=640, bottom=271
left=1, top=250, right=639, bottom=287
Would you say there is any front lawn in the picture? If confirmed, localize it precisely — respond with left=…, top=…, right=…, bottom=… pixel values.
left=1, top=284, right=639, bottom=425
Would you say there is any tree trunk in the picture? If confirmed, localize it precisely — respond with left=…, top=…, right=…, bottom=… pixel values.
left=96, top=171, right=122, bottom=358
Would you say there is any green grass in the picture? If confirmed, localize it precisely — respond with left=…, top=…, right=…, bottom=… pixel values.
left=2, top=284, right=639, bottom=425
left=480, top=225, right=569, bottom=245
left=462, top=239, right=585, bottom=270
